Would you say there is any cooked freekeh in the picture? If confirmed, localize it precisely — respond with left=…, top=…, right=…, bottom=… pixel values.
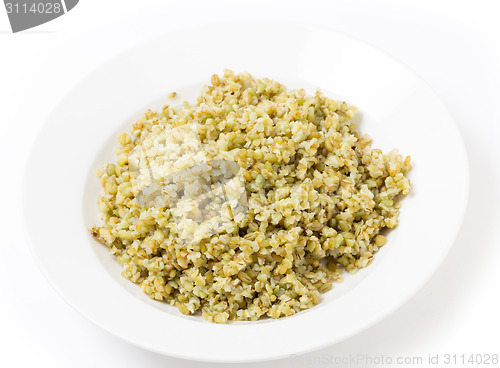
left=90, top=70, right=411, bottom=323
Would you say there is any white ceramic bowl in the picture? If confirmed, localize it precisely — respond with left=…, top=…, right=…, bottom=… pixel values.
left=23, top=22, right=469, bottom=362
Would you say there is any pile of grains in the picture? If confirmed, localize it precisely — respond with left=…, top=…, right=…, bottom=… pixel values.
left=90, top=70, right=411, bottom=323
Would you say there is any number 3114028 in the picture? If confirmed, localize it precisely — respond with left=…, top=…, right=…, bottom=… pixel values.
left=5, top=2, right=62, bottom=14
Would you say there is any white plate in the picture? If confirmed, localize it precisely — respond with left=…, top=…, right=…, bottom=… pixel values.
left=23, top=22, right=469, bottom=362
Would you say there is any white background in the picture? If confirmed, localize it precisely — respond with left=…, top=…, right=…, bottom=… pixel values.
left=1, top=1, right=499, bottom=367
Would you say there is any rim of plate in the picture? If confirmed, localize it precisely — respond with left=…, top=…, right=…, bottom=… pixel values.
left=23, top=20, right=469, bottom=363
